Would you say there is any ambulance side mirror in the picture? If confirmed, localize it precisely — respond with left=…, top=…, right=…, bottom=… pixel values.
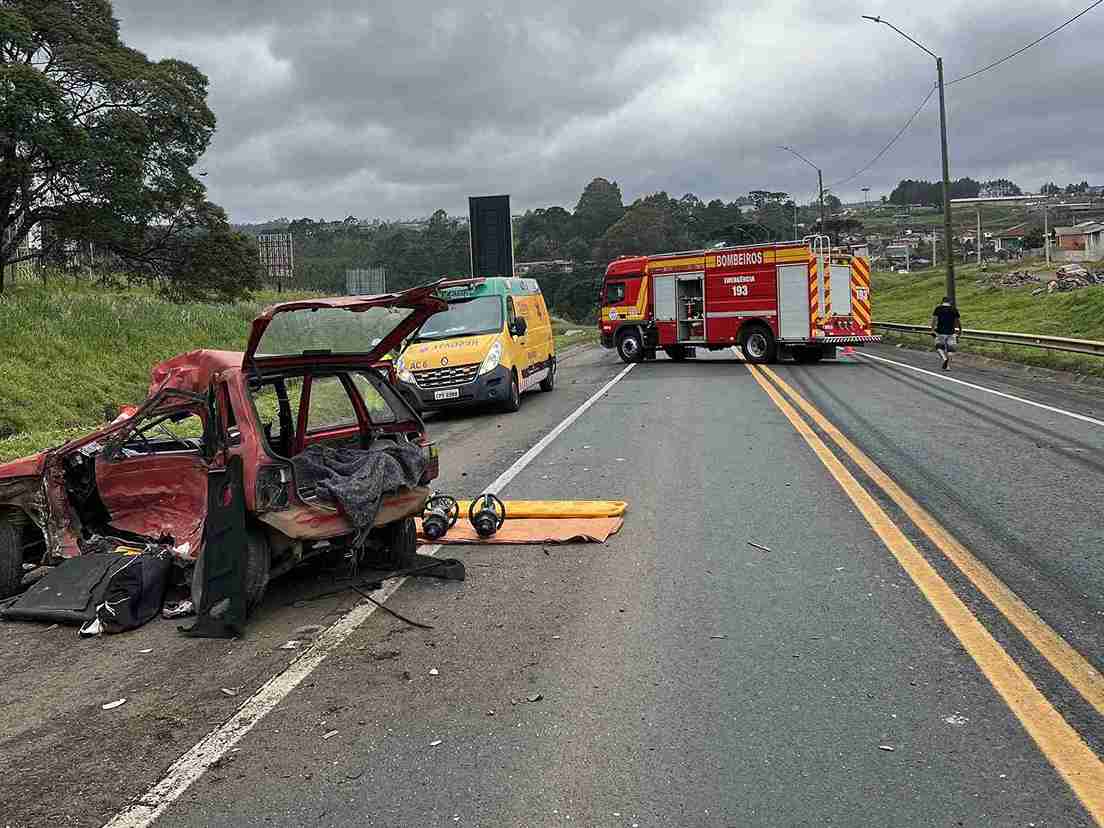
left=510, top=317, right=527, bottom=337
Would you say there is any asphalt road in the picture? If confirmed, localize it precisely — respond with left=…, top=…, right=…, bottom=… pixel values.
left=3, top=342, right=1103, bottom=827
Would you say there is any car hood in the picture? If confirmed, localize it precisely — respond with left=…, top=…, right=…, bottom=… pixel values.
left=243, top=282, right=448, bottom=371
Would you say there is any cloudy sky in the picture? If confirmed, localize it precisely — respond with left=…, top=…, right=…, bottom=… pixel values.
left=112, top=0, right=1104, bottom=222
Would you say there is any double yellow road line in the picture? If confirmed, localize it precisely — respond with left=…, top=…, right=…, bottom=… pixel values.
left=747, top=363, right=1104, bottom=824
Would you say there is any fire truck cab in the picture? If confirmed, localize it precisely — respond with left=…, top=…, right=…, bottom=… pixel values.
left=598, top=238, right=879, bottom=364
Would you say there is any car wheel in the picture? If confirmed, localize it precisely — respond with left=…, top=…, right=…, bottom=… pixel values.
left=502, top=370, right=521, bottom=412
left=381, top=516, right=418, bottom=569
left=191, top=525, right=270, bottom=617
left=0, top=513, right=22, bottom=600
left=739, top=325, right=777, bottom=364
left=616, top=329, right=643, bottom=363
left=664, top=346, right=687, bottom=362
left=243, top=527, right=271, bottom=615
left=539, top=358, right=556, bottom=392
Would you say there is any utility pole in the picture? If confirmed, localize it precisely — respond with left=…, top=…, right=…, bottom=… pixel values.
left=779, top=145, right=825, bottom=236
left=1044, top=203, right=1051, bottom=264
left=976, top=207, right=982, bottom=266
left=862, top=187, right=870, bottom=213
left=863, top=16, right=957, bottom=305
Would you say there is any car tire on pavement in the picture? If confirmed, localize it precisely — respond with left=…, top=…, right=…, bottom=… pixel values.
left=503, top=370, right=522, bottom=412
left=382, top=516, right=418, bottom=569
left=0, top=512, right=22, bottom=600
left=540, top=358, right=556, bottom=392
left=191, top=524, right=271, bottom=617
left=617, top=329, right=644, bottom=363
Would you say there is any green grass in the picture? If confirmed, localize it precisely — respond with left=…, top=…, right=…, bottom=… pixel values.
left=873, top=258, right=1104, bottom=376
left=0, top=282, right=317, bottom=463
left=0, top=287, right=603, bottom=463
left=552, top=317, right=599, bottom=351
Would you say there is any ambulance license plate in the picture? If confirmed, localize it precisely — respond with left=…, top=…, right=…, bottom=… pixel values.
left=434, top=388, right=460, bottom=401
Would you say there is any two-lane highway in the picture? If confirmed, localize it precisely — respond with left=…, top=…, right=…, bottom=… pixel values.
left=6, top=343, right=1103, bottom=827
left=108, top=343, right=1104, bottom=828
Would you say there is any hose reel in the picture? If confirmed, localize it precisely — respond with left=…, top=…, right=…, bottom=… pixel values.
left=421, top=493, right=459, bottom=541
left=468, top=493, right=506, bottom=538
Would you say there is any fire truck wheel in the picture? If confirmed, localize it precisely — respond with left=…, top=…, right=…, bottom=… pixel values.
left=739, top=325, right=777, bottom=364
left=793, top=346, right=824, bottom=364
left=664, top=346, right=687, bottom=362
left=616, top=329, right=644, bottom=363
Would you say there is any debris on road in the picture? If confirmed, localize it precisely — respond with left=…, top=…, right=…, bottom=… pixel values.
left=429, top=668, right=440, bottom=676
left=162, top=599, right=195, bottom=619
left=878, top=745, right=895, bottom=752
left=278, top=640, right=303, bottom=651
left=710, top=635, right=728, bottom=640
left=102, top=699, right=127, bottom=710
left=429, top=739, right=443, bottom=747
left=747, top=541, right=773, bottom=554
left=322, top=730, right=339, bottom=740
left=137, top=648, right=153, bottom=654
left=220, top=687, right=239, bottom=697
left=943, top=713, right=969, bottom=726
left=526, top=693, right=544, bottom=703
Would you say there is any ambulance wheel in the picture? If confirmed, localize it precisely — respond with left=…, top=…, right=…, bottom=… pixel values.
left=740, top=325, right=777, bottom=364
left=540, top=358, right=556, bottom=391
left=793, top=346, right=824, bottom=364
left=502, top=369, right=521, bottom=412
left=664, top=346, right=687, bottom=362
left=617, top=329, right=643, bottom=363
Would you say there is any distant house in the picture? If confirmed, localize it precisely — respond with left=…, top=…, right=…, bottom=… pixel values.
left=1054, top=221, right=1104, bottom=262
left=993, top=223, right=1028, bottom=253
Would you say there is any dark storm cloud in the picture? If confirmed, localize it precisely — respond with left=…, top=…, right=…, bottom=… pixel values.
left=112, top=0, right=1104, bottom=220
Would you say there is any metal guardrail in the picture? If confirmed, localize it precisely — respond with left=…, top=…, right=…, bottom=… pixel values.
left=873, top=323, right=1104, bottom=358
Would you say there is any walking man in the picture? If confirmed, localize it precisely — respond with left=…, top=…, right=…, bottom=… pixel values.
left=931, top=296, right=962, bottom=371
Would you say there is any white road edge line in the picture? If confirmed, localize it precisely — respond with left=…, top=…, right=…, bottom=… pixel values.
left=103, top=361, right=637, bottom=828
left=857, top=352, right=1104, bottom=429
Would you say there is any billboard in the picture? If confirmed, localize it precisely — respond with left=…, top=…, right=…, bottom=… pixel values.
left=468, top=195, right=513, bottom=278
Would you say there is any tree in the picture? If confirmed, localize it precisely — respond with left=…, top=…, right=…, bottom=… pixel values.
left=0, top=0, right=235, bottom=296
left=825, top=194, right=842, bottom=210
left=573, top=178, right=624, bottom=240
left=1040, top=182, right=1061, bottom=196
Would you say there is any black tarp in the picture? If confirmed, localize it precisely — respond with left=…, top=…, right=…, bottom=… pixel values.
left=291, top=443, right=425, bottom=532
left=2, top=551, right=170, bottom=630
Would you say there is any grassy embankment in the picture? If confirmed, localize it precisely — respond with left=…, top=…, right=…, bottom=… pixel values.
left=873, top=258, right=1104, bottom=376
left=0, top=282, right=599, bottom=463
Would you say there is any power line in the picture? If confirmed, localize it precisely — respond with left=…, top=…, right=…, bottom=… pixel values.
left=949, top=0, right=1104, bottom=85
left=827, top=82, right=938, bottom=192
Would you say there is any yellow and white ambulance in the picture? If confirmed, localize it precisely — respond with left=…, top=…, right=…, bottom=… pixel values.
left=395, top=277, right=555, bottom=413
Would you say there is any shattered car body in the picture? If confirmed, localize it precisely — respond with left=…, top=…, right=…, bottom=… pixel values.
left=0, top=284, right=447, bottom=607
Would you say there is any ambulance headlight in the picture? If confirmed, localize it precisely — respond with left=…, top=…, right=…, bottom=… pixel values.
left=395, top=357, right=415, bottom=384
left=479, top=339, right=503, bottom=376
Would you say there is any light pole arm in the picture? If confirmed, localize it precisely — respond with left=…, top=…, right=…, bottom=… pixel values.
left=860, top=15, right=938, bottom=60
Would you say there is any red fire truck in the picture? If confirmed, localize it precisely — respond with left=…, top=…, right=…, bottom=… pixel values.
left=598, top=238, right=879, bottom=364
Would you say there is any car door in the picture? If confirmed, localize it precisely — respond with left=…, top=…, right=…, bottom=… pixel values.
left=94, top=393, right=213, bottom=555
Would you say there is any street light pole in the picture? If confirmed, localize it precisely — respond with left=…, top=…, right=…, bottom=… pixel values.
left=779, top=145, right=825, bottom=236
left=863, top=15, right=956, bottom=305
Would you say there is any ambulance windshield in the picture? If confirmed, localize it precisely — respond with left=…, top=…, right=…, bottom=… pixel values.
left=413, top=296, right=504, bottom=341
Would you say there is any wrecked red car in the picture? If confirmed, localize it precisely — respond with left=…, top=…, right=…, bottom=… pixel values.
left=0, top=284, right=447, bottom=609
